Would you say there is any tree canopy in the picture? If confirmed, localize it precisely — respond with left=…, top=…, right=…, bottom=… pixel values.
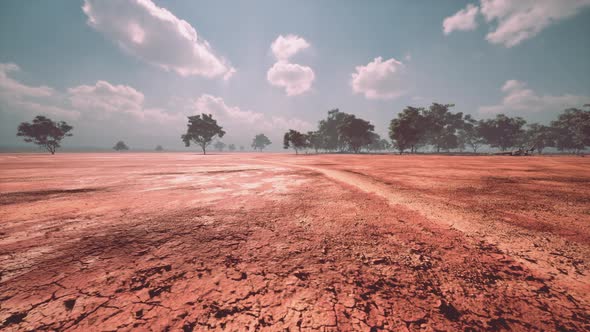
left=17, top=115, right=73, bottom=154
left=283, top=129, right=308, bottom=154
left=181, top=113, right=225, bottom=155
left=214, top=141, right=226, bottom=152
left=251, top=133, right=272, bottom=151
left=113, top=141, right=129, bottom=151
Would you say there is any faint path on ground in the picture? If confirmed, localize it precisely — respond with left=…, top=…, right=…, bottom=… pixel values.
left=261, top=159, right=590, bottom=306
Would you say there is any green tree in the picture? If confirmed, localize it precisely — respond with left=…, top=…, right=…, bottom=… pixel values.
left=251, top=133, right=272, bottom=151
left=181, top=113, right=225, bottom=155
left=525, top=123, right=554, bottom=154
left=551, top=108, right=590, bottom=154
left=17, top=115, right=73, bottom=154
left=306, top=131, right=323, bottom=153
left=388, top=107, right=427, bottom=154
left=478, top=114, right=526, bottom=151
left=337, top=114, right=375, bottom=153
left=228, top=144, right=236, bottom=152
left=113, top=141, right=129, bottom=151
left=422, top=103, right=463, bottom=152
left=239, top=145, right=245, bottom=151
left=214, top=141, right=226, bottom=152
left=317, top=109, right=348, bottom=152
left=155, top=145, right=164, bottom=151
left=457, top=114, right=485, bottom=153
left=283, top=129, right=308, bottom=154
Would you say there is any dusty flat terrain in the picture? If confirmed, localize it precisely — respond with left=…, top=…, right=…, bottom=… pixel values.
left=0, top=153, right=589, bottom=331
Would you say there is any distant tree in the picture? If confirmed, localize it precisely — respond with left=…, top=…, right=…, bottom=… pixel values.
left=457, top=114, right=485, bottom=153
left=17, top=115, right=73, bottom=155
left=366, top=132, right=386, bottom=152
left=380, top=139, right=392, bottom=151
left=239, top=145, right=245, bottom=151
left=113, top=141, right=129, bottom=151
left=337, top=114, right=375, bottom=153
left=422, top=103, right=463, bottom=152
left=155, top=145, right=164, bottom=151
left=251, top=134, right=272, bottom=151
left=525, top=123, right=554, bottom=154
left=228, top=144, right=236, bottom=152
left=307, top=131, right=323, bottom=153
left=551, top=108, right=590, bottom=154
left=214, top=141, right=226, bottom=152
left=283, top=129, right=308, bottom=154
left=181, top=113, right=225, bottom=155
left=389, top=107, right=427, bottom=154
left=478, top=114, right=526, bottom=151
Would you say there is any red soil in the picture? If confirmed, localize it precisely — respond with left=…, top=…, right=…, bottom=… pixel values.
left=0, top=153, right=589, bottom=331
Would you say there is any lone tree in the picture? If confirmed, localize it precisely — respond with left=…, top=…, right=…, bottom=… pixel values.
left=17, top=115, right=73, bottom=154
left=113, top=141, right=129, bottom=151
left=251, top=133, right=272, bottom=151
left=155, top=145, right=164, bottom=151
left=181, top=113, right=225, bottom=155
left=239, top=145, right=245, bottom=151
left=228, top=144, right=236, bottom=152
left=214, top=141, right=226, bottom=152
left=283, top=129, right=308, bottom=154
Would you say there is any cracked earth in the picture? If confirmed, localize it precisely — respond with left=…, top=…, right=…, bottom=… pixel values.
left=0, top=153, right=589, bottom=331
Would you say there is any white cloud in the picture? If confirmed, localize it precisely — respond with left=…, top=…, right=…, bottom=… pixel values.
left=443, top=4, right=479, bottom=34
left=482, top=0, right=590, bottom=47
left=0, top=63, right=55, bottom=98
left=193, top=94, right=264, bottom=124
left=444, top=0, right=590, bottom=47
left=67, top=80, right=183, bottom=124
left=68, top=80, right=144, bottom=115
left=267, top=61, right=315, bottom=96
left=271, top=34, right=310, bottom=61
left=0, top=63, right=79, bottom=119
left=191, top=94, right=311, bottom=135
left=479, top=79, right=590, bottom=114
left=82, top=0, right=235, bottom=78
left=351, top=56, right=406, bottom=100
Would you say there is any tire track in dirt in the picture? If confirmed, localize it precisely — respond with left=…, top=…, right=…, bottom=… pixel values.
left=263, top=160, right=590, bottom=306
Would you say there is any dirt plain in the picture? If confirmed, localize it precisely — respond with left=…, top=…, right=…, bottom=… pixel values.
left=0, top=153, right=589, bottom=331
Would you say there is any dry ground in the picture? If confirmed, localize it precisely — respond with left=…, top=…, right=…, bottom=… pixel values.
left=0, top=153, right=589, bottom=331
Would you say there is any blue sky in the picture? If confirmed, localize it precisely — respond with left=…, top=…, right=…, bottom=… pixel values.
left=1, top=0, right=590, bottom=150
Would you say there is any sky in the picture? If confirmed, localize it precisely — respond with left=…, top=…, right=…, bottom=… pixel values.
left=1, top=0, right=590, bottom=151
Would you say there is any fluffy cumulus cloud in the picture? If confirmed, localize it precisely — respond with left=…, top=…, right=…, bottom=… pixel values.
left=443, top=4, right=479, bottom=34
left=193, top=94, right=264, bottom=124
left=191, top=94, right=311, bottom=143
left=0, top=63, right=79, bottom=119
left=267, top=62, right=315, bottom=96
left=68, top=81, right=144, bottom=115
left=444, top=0, right=590, bottom=47
left=271, top=34, right=310, bottom=61
left=479, top=79, right=590, bottom=114
left=0, top=62, right=181, bottom=125
left=267, top=35, right=315, bottom=96
left=481, top=0, right=590, bottom=47
left=82, top=0, right=235, bottom=79
left=351, top=57, right=406, bottom=100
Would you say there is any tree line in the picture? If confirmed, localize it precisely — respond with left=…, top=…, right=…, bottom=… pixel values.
left=15, top=104, right=590, bottom=155
left=283, top=105, right=590, bottom=155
